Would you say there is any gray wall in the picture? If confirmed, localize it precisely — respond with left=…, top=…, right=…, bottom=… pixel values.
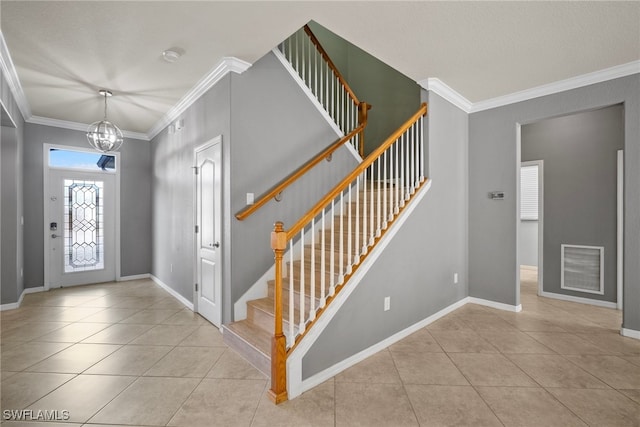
left=519, top=221, right=538, bottom=267
left=150, top=51, right=354, bottom=323
left=1, top=66, right=25, bottom=305
left=23, top=124, right=151, bottom=289
left=522, top=105, right=624, bottom=302
left=469, top=75, right=640, bottom=331
left=307, top=21, right=421, bottom=155
left=302, top=90, right=468, bottom=378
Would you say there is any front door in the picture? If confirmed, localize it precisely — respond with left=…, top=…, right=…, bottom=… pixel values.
left=48, top=169, right=116, bottom=288
left=195, top=138, right=222, bottom=327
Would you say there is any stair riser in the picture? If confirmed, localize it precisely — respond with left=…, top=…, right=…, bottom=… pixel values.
left=247, top=303, right=300, bottom=335
left=267, top=285, right=319, bottom=310
left=222, top=327, right=270, bottom=378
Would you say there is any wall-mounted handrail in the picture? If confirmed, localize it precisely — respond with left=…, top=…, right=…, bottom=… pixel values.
left=236, top=122, right=366, bottom=221
left=268, top=102, right=428, bottom=403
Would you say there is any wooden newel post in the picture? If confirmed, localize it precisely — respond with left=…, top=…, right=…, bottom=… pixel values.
left=268, top=221, right=288, bottom=404
left=357, top=102, right=371, bottom=158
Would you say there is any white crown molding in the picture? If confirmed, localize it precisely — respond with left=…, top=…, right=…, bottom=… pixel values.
left=0, top=30, right=31, bottom=121
left=418, top=78, right=473, bottom=113
left=27, top=115, right=149, bottom=141
left=146, top=56, right=251, bottom=140
left=471, top=60, right=640, bottom=113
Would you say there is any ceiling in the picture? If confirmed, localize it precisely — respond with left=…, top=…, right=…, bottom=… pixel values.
left=2, top=1, right=639, bottom=138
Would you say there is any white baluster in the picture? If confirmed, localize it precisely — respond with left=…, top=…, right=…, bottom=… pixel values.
left=289, top=241, right=294, bottom=342
left=310, top=220, right=316, bottom=320
left=420, top=116, right=425, bottom=182
left=362, top=172, right=367, bottom=254
left=376, top=157, right=381, bottom=236
left=329, top=199, right=335, bottom=296
left=347, top=183, right=353, bottom=274
left=339, top=190, right=344, bottom=283
left=320, top=208, right=326, bottom=308
left=369, top=165, right=374, bottom=245
left=383, top=150, right=388, bottom=229
left=395, top=138, right=401, bottom=212
left=299, top=230, right=305, bottom=333
left=355, top=175, right=360, bottom=263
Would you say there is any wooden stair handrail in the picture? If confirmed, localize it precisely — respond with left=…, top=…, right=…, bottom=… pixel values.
left=285, top=103, right=428, bottom=240
left=303, top=25, right=359, bottom=106
left=235, top=121, right=366, bottom=221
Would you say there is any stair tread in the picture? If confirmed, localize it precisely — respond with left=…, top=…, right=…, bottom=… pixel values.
left=248, top=297, right=305, bottom=322
left=224, top=320, right=271, bottom=356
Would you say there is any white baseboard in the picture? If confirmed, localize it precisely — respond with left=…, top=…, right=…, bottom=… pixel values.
left=539, top=290, right=617, bottom=309
left=118, top=273, right=150, bottom=281
left=150, top=274, right=194, bottom=311
left=621, top=328, right=640, bottom=340
left=468, top=297, right=522, bottom=312
left=0, top=286, right=45, bottom=311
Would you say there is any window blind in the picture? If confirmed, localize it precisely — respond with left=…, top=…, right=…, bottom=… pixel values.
left=521, top=165, right=538, bottom=220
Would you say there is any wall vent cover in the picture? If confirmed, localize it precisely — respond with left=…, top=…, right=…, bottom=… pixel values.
left=561, top=244, right=604, bottom=295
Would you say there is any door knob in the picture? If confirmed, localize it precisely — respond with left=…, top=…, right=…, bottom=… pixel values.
left=210, top=242, right=220, bottom=248
left=51, top=234, right=59, bottom=239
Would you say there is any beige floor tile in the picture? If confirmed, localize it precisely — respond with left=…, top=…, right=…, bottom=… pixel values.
left=1, top=372, right=74, bottom=410
left=85, top=345, right=173, bottom=376
left=81, top=323, right=153, bottom=344
left=566, top=355, right=640, bottom=389
left=507, top=354, right=609, bottom=388
left=161, top=309, right=206, bottom=325
left=460, top=314, right=519, bottom=332
left=0, top=370, right=19, bottom=381
left=110, top=296, right=157, bottom=309
left=577, top=332, right=640, bottom=355
left=430, top=330, right=498, bottom=353
left=335, top=350, right=402, bottom=384
left=335, top=382, right=418, bottom=426
left=35, top=322, right=109, bottom=343
left=391, top=352, right=468, bottom=385
left=89, top=376, right=200, bottom=426
left=1, top=342, right=72, bottom=371
left=0, top=422, right=77, bottom=427
left=27, top=374, right=136, bottom=423
left=405, top=384, right=502, bottom=427
left=251, top=380, right=334, bottom=427
left=144, top=346, right=225, bottom=377
left=118, top=309, right=180, bottom=324
left=178, top=324, right=226, bottom=347
left=8, top=307, right=68, bottom=323
left=147, top=297, right=190, bottom=310
left=449, top=353, right=537, bottom=387
left=389, top=328, right=443, bottom=353
left=527, top=332, right=612, bottom=354
left=53, top=307, right=106, bottom=322
left=168, top=378, right=266, bottom=427
left=207, top=349, right=267, bottom=380
left=426, top=316, right=473, bottom=331
left=77, top=307, right=139, bottom=323
left=477, top=330, right=555, bottom=354
left=548, top=388, right=640, bottom=427
left=27, top=343, right=121, bottom=373
left=477, top=386, right=587, bottom=427
left=619, top=389, right=640, bottom=405
left=0, top=322, right=70, bottom=342
left=622, top=356, right=640, bottom=367
left=129, top=324, right=199, bottom=346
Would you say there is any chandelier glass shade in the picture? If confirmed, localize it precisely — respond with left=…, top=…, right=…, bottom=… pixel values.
left=87, top=90, right=124, bottom=153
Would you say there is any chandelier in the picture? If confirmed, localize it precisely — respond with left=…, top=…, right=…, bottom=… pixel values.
left=86, top=89, right=124, bottom=153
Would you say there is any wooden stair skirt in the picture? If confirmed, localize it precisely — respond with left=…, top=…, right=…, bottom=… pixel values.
left=223, top=184, right=393, bottom=378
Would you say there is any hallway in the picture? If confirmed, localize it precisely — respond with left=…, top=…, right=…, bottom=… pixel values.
left=1, top=276, right=639, bottom=426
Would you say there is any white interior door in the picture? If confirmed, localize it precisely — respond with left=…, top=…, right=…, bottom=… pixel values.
left=48, top=169, right=116, bottom=288
left=195, top=139, right=222, bottom=327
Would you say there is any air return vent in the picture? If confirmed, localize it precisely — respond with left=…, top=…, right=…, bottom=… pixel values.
left=561, top=244, right=604, bottom=295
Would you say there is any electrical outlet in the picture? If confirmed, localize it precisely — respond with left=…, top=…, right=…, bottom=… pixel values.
left=247, top=193, right=254, bottom=205
left=454, top=273, right=459, bottom=284
left=170, top=264, right=173, bottom=273
left=384, top=296, right=391, bottom=311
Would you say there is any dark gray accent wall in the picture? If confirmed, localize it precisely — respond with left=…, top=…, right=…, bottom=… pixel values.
left=522, top=105, right=624, bottom=302
left=307, top=21, right=421, bottom=155
left=469, top=75, right=640, bottom=331
left=302, top=90, right=468, bottom=378
left=23, top=124, right=151, bottom=289
left=150, top=51, right=353, bottom=323
left=1, top=67, right=25, bottom=305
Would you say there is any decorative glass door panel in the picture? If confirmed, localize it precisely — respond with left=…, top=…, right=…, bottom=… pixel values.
left=64, top=179, right=105, bottom=272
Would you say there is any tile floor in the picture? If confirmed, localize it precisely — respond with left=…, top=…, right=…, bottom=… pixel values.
left=1, top=272, right=639, bottom=426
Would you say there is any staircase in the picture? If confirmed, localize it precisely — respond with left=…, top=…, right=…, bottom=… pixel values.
left=224, top=183, right=391, bottom=377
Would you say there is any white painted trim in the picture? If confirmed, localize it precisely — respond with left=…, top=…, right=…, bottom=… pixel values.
left=272, top=48, right=343, bottom=138
left=0, top=286, right=45, bottom=311
left=293, top=295, right=468, bottom=398
left=621, top=328, right=640, bottom=340
left=290, top=293, right=524, bottom=398
left=560, top=244, right=605, bottom=295
left=117, top=273, right=150, bottom=281
left=0, top=30, right=30, bottom=120
left=150, top=274, right=194, bottom=311
left=147, top=57, right=250, bottom=140
left=27, top=116, right=149, bottom=141
left=471, top=61, right=640, bottom=112
left=287, top=180, right=432, bottom=399
left=418, top=78, right=472, bottom=113
left=617, top=150, right=624, bottom=310
left=468, top=297, right=522, bottom=312
left=0, top=98, right=18, bottom=128
left=539, top=290, right=617, bottom=309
